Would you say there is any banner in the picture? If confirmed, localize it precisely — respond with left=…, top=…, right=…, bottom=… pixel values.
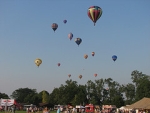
left=0, top=99, right=16, bottom=106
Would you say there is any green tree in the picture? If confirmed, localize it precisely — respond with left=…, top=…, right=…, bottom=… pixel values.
left=10, top=88, right=37, bottom=103
left=42, top=90, right=49, bottom=103
left=135, top=76, right=150, bottom=100
left=0, top=92, right=9, bottom=99
left=122, top=83, right=135, bottom=104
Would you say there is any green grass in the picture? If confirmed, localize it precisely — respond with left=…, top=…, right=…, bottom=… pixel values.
left=0, top=111, right=57, bottom=113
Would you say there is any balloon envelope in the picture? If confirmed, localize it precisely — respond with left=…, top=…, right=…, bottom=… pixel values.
left=92, top=52, right=95, bottom=56
left=87, top=6, right=102, bottom=26
left=58, top=63, right=61, bottom=66
left=68, top=33, right=73, bottom=40
left=35, top=58, right=42, bottom=67
left=112, top=55, right=117, bottom=61
left=75, top=38, right=82, bottom=46
left=79, top=75, right=82, bottom=79
left=94, top=74, right=97, bottom=77
left=63, top=20, right=67, bottom=24
left=68, top=74, right=71, bottom=78
left=84, top=54, right=88, bottom=59
left=51, top=23, right=58, bottom=32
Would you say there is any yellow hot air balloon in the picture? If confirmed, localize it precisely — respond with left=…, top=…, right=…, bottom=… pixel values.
left=84, top=54, right=88, bottom=59
left=35, top=58, right=42, bottom=67
left=79, top=75, right=82, bottom=79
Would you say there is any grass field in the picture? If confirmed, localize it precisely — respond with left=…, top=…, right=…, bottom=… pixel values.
left=0, top=111, right=57, bottom=113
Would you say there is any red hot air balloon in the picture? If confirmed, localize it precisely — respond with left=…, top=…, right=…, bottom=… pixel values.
left=57, top=63, right=61, bottom=67
left=87, top=6, right=102, bottom=26
left=94, top=74, right=97, bottom=77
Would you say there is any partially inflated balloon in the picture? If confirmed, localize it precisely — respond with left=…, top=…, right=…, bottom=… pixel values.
left=75, top=38, right=82, bottom=46
left=51, top=23, right=58, bottom=32
left=87, top=6, right=102, bottom=26
left=35, top=58, right=42, bottom=67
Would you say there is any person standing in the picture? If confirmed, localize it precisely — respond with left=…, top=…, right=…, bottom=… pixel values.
left=43, top=107, right=49, bottom=113
left=57, top=106, right=60, bottom=113
left=11, top=104, right=16, bottom=113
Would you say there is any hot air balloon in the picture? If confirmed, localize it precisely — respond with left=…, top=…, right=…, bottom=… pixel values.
left=92, top=52, right=95, bottom=56
left=75, top=38, right=82, bottom=46
left=94, top=74, right=97, bottom=77
left=84, top=54, right=88, bottom=59
left=68, top=74, right=71, bottom=78
left=79, top=75, right=82, bottom=79
left=51, top=23, right=58, bottom=32
left=35, top=58, right=42, bottom=67
left=68, top=33, right=73, bottom=40
left=57, top=63, right=61, bottom=67
left=63, top=20, right=67, bottom=24
left=87, top=6, right=102, bottom=26
left=112, top=55, right=117, bottom=62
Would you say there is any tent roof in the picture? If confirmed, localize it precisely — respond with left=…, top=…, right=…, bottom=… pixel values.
left=125, top=97, right=150, bottom=109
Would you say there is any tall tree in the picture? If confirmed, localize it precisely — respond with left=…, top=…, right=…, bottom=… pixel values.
left=10, top=88, right=37, bottom=103
left=0, top=92, right=9, bottom=99
left=42, top=90, right=49, bottom=103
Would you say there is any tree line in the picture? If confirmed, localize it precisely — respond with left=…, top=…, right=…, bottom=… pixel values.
left=0, top=70, right=150, bottom=108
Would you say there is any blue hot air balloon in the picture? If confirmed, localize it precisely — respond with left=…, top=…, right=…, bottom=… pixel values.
left=112, top=55, right=117, bottom=62
left=75, top=38, right=82, bottom=46
left=63, top=20, right=67, bottom=24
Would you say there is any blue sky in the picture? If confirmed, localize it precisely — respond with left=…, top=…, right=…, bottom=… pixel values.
left=0, top=0, right=150, bottom=97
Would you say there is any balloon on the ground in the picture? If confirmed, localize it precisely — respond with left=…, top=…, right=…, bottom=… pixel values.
left=87, top=6, right=102, bottom=26
left=35, top=58, right=42, bottom=67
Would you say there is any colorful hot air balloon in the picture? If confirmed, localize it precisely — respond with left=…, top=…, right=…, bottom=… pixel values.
left=34, top=58, right=42, bottom=67
left=57, top=63, right=61, bottom=67
left=68, top=74, right=71, bottom=78
left=94, top=74, right=97, bottom=77
left=79, top=75, right=82, bottom=79
left=112, top=55, right=117, bottom=62
left=87, top=6, right=102, bottom=26
left=51, top=23, right=58, bottom=32
left=92, top=52, right=95, bottom=56
left=75, top=38, right=82, bottom=46
left=84, top=54, right=88, bottom=59
left=63, top=20, right=67, bottom=24
left=68, top=33, right=73, bottom=40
